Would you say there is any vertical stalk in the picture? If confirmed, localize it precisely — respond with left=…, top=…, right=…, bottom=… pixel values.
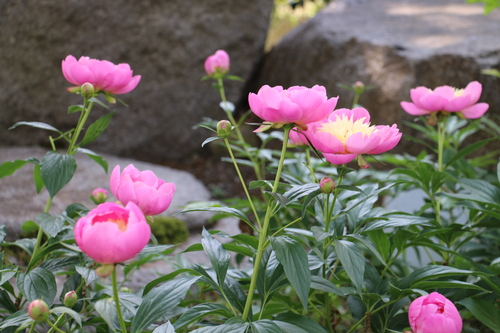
left=241, top=125, right=292, bottom=321
left=111, top=267, right=128, bottom=333
left=67, top=98, right=95, bottom=156
left=435, top=117, right=447, bottom=226
left=28, top=196, right=53, bottom=270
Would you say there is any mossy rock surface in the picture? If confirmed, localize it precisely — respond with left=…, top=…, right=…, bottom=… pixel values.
left=150, top=216, right=189, bottom=245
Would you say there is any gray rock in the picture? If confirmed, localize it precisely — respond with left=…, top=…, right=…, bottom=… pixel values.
left=0, top=0, right=273, bottom=163
left=0, top=147, right=213, bottom=241
left=251, top=0, right=500, bottom=154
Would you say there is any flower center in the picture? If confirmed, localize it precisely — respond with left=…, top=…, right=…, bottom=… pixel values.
left=93, top=211, right=128, bottom=232
left=453, top=88, right=464, bottom=97
left=319, top=114, right=376, bottom=144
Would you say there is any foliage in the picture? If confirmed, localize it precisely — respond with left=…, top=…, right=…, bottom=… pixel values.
left=150, top=216, right=189, bottom=245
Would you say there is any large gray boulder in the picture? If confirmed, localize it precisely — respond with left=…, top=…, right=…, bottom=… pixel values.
left=0, top=0, right=273, bottom=163
left=251, top=0, right=500, bottom=154
left=0, top=147, right=213, bottom=241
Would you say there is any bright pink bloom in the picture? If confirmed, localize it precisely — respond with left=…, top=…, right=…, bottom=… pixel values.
left=74, top=202, right=150, bottom=264
left=248, top=85, right=338, bottom=128
left=204, top=50, right=230, bottom=76
left=408, top=292, right=462, bottom=333
left=308, top=107, right=401, bottom=165
left=110, top=164, right=176, bottom=216
left=400, top=81, right=489, bottom=119
left=289, top=127, right=310, bottom=146
left=62, top=55, right=141, bottom=95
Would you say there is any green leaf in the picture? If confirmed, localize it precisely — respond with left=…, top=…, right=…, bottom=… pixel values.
left=251, top=319, right=282, bottom=333
left=51, top=306, right=82, bottom=327
left=459, top=178, right=500, bottom=204
left=202, top=136, right=221, bottom=147
left=68, top=105, right=84, bottom=114
left=174, top=303, right=233, bottom=329
left=75, top=265, right=99, bottom=285
left=132, top=276, right=200, bottom=333
left=95, top=298, right=118, bottom=331
left=445, top=138, right=494, bottom=168
left=334, top=239, right=365, bottom=294
left=179, top=206, right=251, bottom=225
left=459, top=297, right=500, bottom=332
left=89, top=96, right=110, bottom=109
left=78, top=112, right=114, bottom=146
left=361, top=214, right=432, bottom=232
left=271, top=236, right=311, bottom=310
left=257, top=248, right=287, bottom=305
left=0, top=289, right=16, bottom=313
left=412, top=280, right=488, bottom=291
left=301, top=188, right=323, bottom=218
left=0, top=310, right=31, bottom=329
left=221, top=276, right=248, bottom=315
left=3, top=238, right=36, bottom=255
left=36, top=213, right=66, bottom=238
left=17, top=267, right=57, bottom=305
left=40, top=151, right=77, bottom=197
left=191, top=322, right=249, bottom=333
left=201, top=228, right=230, bottom=287
left=33, top=163, right=44, bottom=193
left=0, top=225, right=6, bottom=245
left=400, top=265, right=476, bottom=289
left=0, top=160, right=29, bottom=179
left=9, top=121, right=62, bottom=133
left=153, top=321, right=176, bottom=333
left=274, top=312, right=327, bottom=333
left=310, top=276, right=344, bottom=296
left=367, top=229, right=390, bottom=262
left=76, top=147, right=108, bottom=173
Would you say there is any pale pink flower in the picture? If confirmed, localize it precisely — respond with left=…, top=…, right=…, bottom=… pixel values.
left=248, top=85, right=338, bottom=128
left=74, top=202, right=150, bottom=264
left=400, top=81, right=489, bottom=119
left=204, top=50, right=230, bottom=76
left=110, top=164, right=176, bottom=216
left=62, top=55, right=141, bottom=95
left=408, top=292, right=462, bottom=333
left=308, top=107, right=401, bottom=165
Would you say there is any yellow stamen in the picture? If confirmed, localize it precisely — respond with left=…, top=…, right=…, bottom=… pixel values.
left=319, top=114, right=377, bottom=145
left=453, top=88, right=464, bottom=97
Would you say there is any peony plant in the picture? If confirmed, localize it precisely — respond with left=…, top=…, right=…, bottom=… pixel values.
left=0, top=50, right=498, bottom=333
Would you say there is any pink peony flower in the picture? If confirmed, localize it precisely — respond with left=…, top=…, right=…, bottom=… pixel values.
left=408, top=292, right=462, bottom=333
left=308, top=107, right=401, bottom=165
left=110, top=164, right=176, bottom=216
left=248, top=85, right=338, bottom=128
left=204, top=50, right=230, bottom=77
left=289, top=127, right=310, bottom=146
left=400, top=81, right=489, bottom=119
left=74, top=202, right=150, bottom=264
left=62, top=55, right=141, bottom=95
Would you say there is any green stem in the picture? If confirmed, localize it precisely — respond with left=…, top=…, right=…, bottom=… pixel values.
left=45, top=319, right=66, bottom=333
left=28, top=197, right=53, bottom=270
left=111, top=266, right=128, bottom=333
left=435, top=116, right=447, bottom=226
left=241, top=125, right=292, bottom=321
left=67, top=98, right=94, bottom=156
left=47, top=314, right=66, bottom=333
left=223, top=138, right=261, bottom=230
left=217, top=78, right=262, bottom=180
left=28, top=322, right=36, bottom=333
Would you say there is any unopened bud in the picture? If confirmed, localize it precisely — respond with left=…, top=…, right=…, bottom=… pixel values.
left=320, top=177, right=336, bottom=194
left=90, top=188, right=108, bottom=204
left=217, top=120, right=233, bottom=138
left=80, top=83, right=95, bottom=98
left=63, top=291, right=78, bottom=308
left=353, top=81, right=365, bottom=94
left=96, top=264, right=115, bottom=278
left=28, top=299, right=50, bottom=322
left=120, top=287, right=132, bottom=293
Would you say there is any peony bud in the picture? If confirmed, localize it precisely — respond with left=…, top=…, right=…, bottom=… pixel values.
left=90, top=187, right=108, bottom=204
left=63, top=291, right=78, bottom=308
left=28, top=299, right=50, bottom=322
left=353, top=81, right=365, bottom=94
left=320, top=177, right=335, bottom=194
left=408, top=292, right=462, bottom=333
left=95, top=264, right=115, bottom=278
left=204, top=50, right=230, bottom=78
left=80, top=82, right=95, bottom=98
left=216, top=120, right=233, bottom=138
left=120, top=287, right=132, bottom=293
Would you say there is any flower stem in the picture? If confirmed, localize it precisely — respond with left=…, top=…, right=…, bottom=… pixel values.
left=217, top=78, right=262, bottom=180
left=241, top=125, right=292, bottom=321
left=28, top=196, right=53, bottom=271
left=435, top=117, right=447, bottom=226
left=47, top=314, right=66, bottom=333
left=111, top=266, right=128, bottom=333
left=45, top=319, right=66, bottom=333
left=224, top=138, right=261, bottom=230
left=67, top=98, right=94, bottom=156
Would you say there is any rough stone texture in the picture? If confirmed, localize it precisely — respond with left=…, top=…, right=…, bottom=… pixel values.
left=250, top=0, right=500, bottom=155
left=0, top=0, right=273, bottom=163
left=0, top=147, right=214, bottom=241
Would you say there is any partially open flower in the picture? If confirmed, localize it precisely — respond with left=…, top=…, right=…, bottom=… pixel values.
left=408, top=292, right=462, bottom=333
left=62, top=55, right=141, bottom=95
left=308, top=107, right=401, bottom=166
left=74, top=202, right=150, bottom=264
left=204, top=50, right=230, bottom=77
left=400, top=81, right=489, bottom=119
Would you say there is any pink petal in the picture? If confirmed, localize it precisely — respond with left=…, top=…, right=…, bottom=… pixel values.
left=278, top=98, right=303, bottom=123
left=410, top=87, right=432, bottom=104
left=400, top=101, right=431, bottom=116
left=308, top=129, right=345, bottom=154
left=463, top=81, right=482, bottom=104
left=109, top=165, right=121, bottom=198
left=418, top=93, right=448, bottom=111
left=111, top=75, right=141, bottom=94
left=345, top=132, right=379, bottom=154
left=459, top=102, right=489, bottom=119
left=444, top=95, right=472, bottom=112
left=323, top=153, right=357, bottom=164
left=433, top=85, right=455, bottom=100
